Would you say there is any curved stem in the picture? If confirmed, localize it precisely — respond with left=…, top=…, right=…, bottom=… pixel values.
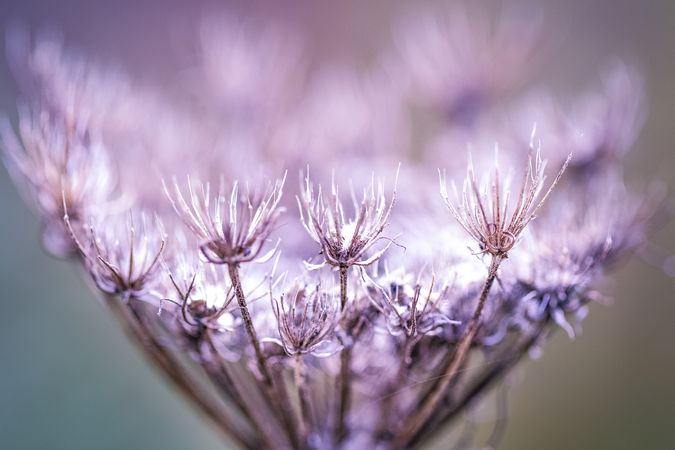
left=104, top=294, right=256, bottom=449
left=227, top=263, right=298, bottom=449
left=412, top=322, right=549, bottom=447
left=393, top=254, right=503, bottom=447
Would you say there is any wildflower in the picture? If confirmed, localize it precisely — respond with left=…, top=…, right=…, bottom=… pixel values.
left=269, top=280, right=340, bottom=357
left=298, top=167, right=399, bottom=271
left=166, top=256, right=237, bottom=330
left=2, top=14, right=659, bottom=450
left=363, top=267, right=458, bottom=338
left=65, top=210, right=166, bottom=297
left=163, top=173, right=286, bottom=265
left=1, top=108, right=116, bottom=255
left=440, top=142, right=572, bottom=258
left=394, top=143, right=571, bottom=446
left=199, top=14, right=305, bottom=118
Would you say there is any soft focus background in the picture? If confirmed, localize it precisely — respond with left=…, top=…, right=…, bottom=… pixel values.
left=1, top=1, right=674, bottom=449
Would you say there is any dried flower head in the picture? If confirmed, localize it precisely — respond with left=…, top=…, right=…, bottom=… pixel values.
left=298, top=167, right=399, bottom=270
left=164, top=174, right=286, bottom=265
left=268, top=280, right=341, bottom=357
left=166, top=257, right=236, bottom=329
left=363, top=267, right=458, bottom=338
left=440, top=143, right=571, bottom=257
left=65, top=210, right=166, bottom=297
left=1, top=109, right=116, bottom=255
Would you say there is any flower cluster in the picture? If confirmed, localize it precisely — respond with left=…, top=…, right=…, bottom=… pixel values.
left=2, top=7, right=661, bottom=450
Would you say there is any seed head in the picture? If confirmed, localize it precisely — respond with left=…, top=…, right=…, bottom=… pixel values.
left=363, top=268, right=459, bottom=338
left=440, top=142, right=571, bottom=257
left=269, top=280, right=341, bottom=357
left=65, top=210, right=166, bottom=297
left=164, top=173, right=286, bottom=265
left=1, top=108, right=116, bottom=255
left=165, top=253, right=237, bottom=329
left=298, top=167, right=399, bottom=270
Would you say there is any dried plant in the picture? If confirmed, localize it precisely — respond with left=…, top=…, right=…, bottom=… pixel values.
left=1, top=7, right=665, bottom=450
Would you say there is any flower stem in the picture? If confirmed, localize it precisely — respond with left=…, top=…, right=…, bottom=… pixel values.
left=227, top=263, right=298, bottom=449
left=294, top=354, right=312, bottom=444
left=377, top=336, right=415, bottom=441
left=339, top=265, right=348, bottom=310
left=104, top=294, right=256, bottom=449
left=393, top=254, right=503, bottom=447
left=411, top=321, right=549, bottom=447
left=336, top=264, right=351, bottom=443
left=228, top=263, right=272, bottom=387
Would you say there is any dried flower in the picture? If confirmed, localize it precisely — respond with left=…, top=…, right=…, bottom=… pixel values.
left=65, top=210, right=166, bottom=297
left=394, top=4, right=541, bottom=121
left=164, top=174, right=286, bottom=265
left=298, top=167, right=399, bottom=271
left=440, top=142, right=572, bottom=257
left=3, top=13, right=661, bottom=450
left=363, top=267, right=458, bottom=338
left=268, top=280, right=341, bottom=357
left=166, top=256, right=236, bottom=330
left=1, top=108, right=116, bottom=255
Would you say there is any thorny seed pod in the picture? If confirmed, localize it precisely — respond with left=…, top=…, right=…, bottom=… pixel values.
left=298, top=167, right=399, bottom=271
left=164, top=173, right=286, bottom=265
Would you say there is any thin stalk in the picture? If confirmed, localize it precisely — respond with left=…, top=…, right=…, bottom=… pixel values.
left=412, top=322, right=549, bottom=447
left=104, top=294, right=256, bottom=449
left=376, top=337, right=415, bottom=441
left=339, top=265, right=348, bottom=310
left=336, top=264, right=350, bottom=442
left=393, top=254, right=503, bottom=447
left=227, top=263, right=298, bottom=449
left=228, top=263, right=273, bottom=387
left=294, top=354, right=312, bottom=445
left=203, top=331, right=259, bottom=428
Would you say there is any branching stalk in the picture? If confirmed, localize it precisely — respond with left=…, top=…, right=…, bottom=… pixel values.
left=412, top=321, right=549, bottom=446
left=294, top=354, right=312, bottom=445
left=103, top=294, right=256, bottom=449
left=393, top=254, right=503, bottom=447
left=336, top=265, right=351, bottom=442
left=227, top=263, right=298, bottom=449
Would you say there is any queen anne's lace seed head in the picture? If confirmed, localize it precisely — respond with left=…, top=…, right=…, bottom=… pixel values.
left=269, top=280, right=341, bottom=357
left=65, top=210, right=166, bottom=297
left=164, top=251, right=237, bottom=329
left=394, top=4, right=541, bottom=122
left=298, top=167, right=399, bottom=270
left=1, top=109, right=116, bottom=255
left=164, top=173, right=286, bottom=265
left=440, top=141, right=571, bottom=258
left=362, top=267, right=459, bottom=339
